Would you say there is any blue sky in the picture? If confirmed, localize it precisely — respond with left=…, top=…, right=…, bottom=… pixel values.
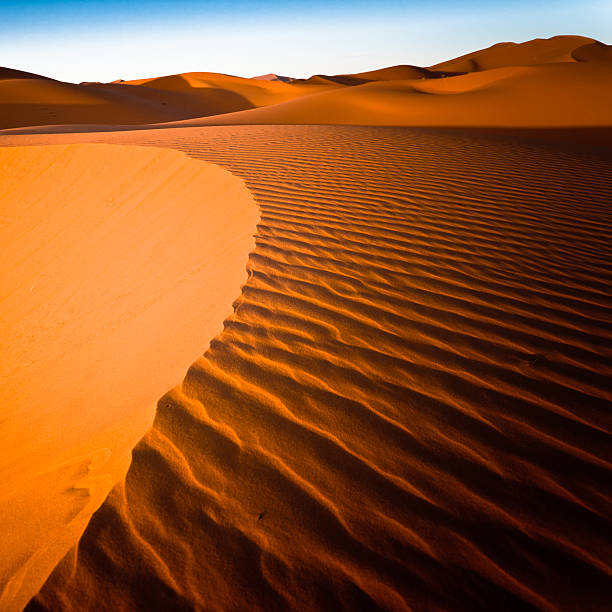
left=1, top=1, right=610, bottom=82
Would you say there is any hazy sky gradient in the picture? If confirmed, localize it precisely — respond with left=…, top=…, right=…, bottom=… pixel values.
left=1, top=0, right=610, bottom=82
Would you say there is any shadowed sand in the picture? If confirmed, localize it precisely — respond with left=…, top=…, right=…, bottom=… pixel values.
left=0, top=144, right=257, bottom=612
left=0, top=68, right=332, bottom=131
left=4, top=125, right=609, bottom=612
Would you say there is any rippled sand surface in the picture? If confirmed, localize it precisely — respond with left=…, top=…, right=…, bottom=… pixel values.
left=10, top=125, right=610, bottom=611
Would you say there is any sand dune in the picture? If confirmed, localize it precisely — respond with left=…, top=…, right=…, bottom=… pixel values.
left=251, top=74, right=294, bottom=83
left=0, top=75, right=180, bottom=129
left=0, top=144, right=257, bottom=612
left=572, top=40, right=612, bottom=63
left=154, top=60, right=612, bottom=128
left=347, top=64, right=451, bottom=80
left=124, top=72, right=316, bottom=107
left=0, top=69, right=328, bottom=130
left=3, top=35, right=610, bottom=133
left=3, top=125, right=608, bottom=611
left=0, top=68, right=54, bottom=81
left=430, top=35, right=596, bottom=72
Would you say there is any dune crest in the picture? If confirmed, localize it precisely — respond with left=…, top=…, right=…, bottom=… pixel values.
left=429, top=34, right=596, bottom=72
left=0, top=144, right=258, bottom=612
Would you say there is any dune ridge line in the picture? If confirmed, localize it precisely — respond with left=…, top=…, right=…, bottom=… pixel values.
left=0, top=143, right=258, bottom=612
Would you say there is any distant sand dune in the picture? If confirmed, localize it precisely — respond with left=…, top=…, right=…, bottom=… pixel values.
left=2, top=35, right=610, bottom=132
left=348, top=64, right=437, bottom=80
left=572, top=40, right=612, bottom=63
left=0, top=68, right=54, bottom=81
left=0, top=144, right=257, bottom=612
left=0, top=70, right=331, bottom=130
left=158, top=61, right=612, bottom=128
left=1, top=33, right=611, bottom=612
left=430, top=35, right=596, bottom=72
left=11, top=125, right=611, bottom=612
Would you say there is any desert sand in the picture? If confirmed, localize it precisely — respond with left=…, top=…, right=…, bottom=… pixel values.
left=1, top=35, right=611, bottom=612
left=2, top=35, right=612, bottom=134
left=0, top=67, right=331, bottom=131
left=0, top=144, right=257, bottom=612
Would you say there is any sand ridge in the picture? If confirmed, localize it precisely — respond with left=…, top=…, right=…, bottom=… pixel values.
left=0, top=69, right=333, bottom=131
left=11, top=125, right=611, bottom=612
left=152, top=60, right=612, bottom=128
left=0, top=143, right=258, bottom=612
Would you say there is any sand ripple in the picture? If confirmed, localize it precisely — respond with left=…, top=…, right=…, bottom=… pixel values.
left=23, top=126, right=612, bottom=611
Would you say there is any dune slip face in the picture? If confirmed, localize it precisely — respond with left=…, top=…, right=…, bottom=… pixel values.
left=0, top=143, right=258, bottom=612
left=8, top=125, right=610, bottom=612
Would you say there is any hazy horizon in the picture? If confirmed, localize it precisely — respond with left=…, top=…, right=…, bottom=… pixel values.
left=1, top=0, right=611, bottom=83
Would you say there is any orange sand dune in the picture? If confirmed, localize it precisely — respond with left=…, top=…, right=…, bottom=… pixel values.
left=123, top=71, right=323, bottom=108
left=3, top=35, right=610, bottom=133
left=0, top=75, right=182, bottom=129
left=157, top=59, right=612, bottom=128
left=251, top=74, right=294, bottom=82
left=347, top=64, right=449, bottom=80
left=0, top=69, right=330, bottom=130
left=5, top=125, right=610, bottom=612
left=1, top=33, right=611, bottom=612
left=430, top=34, right=596, bottom=72
left=0, top=144, right=257, bottom=612
left=0, top=68, right=54, bottom=81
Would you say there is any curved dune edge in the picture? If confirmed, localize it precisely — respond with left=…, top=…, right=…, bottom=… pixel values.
left=0, top=144, right=258, bottom=612
left=2, top=37, right=611, bottom=137
left=24, top=126, right=612, bottom=612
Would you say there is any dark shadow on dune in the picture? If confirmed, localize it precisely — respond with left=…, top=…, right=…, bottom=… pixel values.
left=297, top=74, right=370, bottom=86
left=0, top=67, right=55, bottom=81
left=0, top=74, right=256, bottom=130
left=572, top=41, right=612, bottom=63
left=424, top=126, right=612, bottom=150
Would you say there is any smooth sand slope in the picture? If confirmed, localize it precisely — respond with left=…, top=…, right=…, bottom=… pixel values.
left=4, top=125, right=609, bottom=611
left=0, top=144, right=257, bottom=612
left=429, top=35, right=607, bottom=72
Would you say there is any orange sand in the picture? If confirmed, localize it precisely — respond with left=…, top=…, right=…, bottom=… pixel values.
left=0, top=68, right=331, bottom=131
left=2, top=35, right=611, bottom=133
left=1, top=34, right=611, bottom=612
left=7, top=124, right=609, bottom=612
left=0, top=144, right=257, bottom=612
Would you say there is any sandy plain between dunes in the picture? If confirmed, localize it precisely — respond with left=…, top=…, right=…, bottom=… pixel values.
left=1, top=34, right=611, bottom=612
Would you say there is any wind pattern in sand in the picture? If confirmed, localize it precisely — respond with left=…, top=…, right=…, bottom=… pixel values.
left=21, top=125, right=612, bottom=612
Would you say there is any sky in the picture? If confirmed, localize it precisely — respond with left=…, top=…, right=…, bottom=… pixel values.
left=1, top=0, right=611, bottom=82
